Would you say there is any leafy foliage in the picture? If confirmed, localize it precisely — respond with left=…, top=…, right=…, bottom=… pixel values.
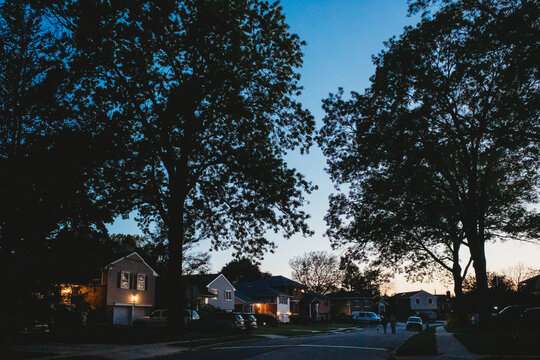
left=318, top=0, right=539, bottom=326
left=289, top=251, right=342, bottom=294
left=62, top=0, right=315, bottom=328
left=220, top=258, right=270, bottom=284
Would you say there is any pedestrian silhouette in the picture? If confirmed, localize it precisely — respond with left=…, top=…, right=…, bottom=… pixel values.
left=389, top=314, right=397, bottom=334
left=381, top=313, right=388, bottom=334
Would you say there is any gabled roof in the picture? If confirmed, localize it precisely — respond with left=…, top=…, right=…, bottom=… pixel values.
left=185, top=274, right=235, bottom=291
left=327, top=290, right=375, bottom=299
left=104, top=252, right=159, bottom=277
left=234, top=289, right=256, bottom=304
left=519, top=274, right=540, bottom=284
left=236, top=281, right=291, bottom=299
left=302, top=292, right=328, bottom=304
left=394, top=290, right=434, bottom=298
left=257, top=275, right=304, bottom=288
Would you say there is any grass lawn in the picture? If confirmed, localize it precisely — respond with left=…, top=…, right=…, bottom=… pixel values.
left=14, top=326, right=253, bottom=345
left=451, top=326, right=540, bottom=356
left=253, top=323, right=358, bottom=337
left=395, top=326, right=437, bottom=356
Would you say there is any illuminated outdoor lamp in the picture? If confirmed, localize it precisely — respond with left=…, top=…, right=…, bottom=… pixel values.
left=131, top=294, right=138, bottom=304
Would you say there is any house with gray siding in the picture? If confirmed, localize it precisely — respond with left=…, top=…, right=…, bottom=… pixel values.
left=185, top=274, right=235, bottom=311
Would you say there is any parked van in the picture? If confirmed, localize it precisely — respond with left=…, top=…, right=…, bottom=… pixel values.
left=352, top=311, right=381, bottom=324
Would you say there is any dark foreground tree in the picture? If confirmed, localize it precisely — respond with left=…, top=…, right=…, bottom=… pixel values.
left=67, top=0, right=315, bottom=330
left=0, top=0, right=124, bottom=289
left=319, top=0, right=539, bottom=328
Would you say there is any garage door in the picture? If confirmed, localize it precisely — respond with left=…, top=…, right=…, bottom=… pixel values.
left=113, top=306, right=131, bottom=325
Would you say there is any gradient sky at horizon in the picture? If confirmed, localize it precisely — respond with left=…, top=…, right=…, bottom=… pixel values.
left=108, top=0, right=540, bottom=294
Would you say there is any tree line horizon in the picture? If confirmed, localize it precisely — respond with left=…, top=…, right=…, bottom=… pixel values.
left=1, top=0, right=538, bottom=330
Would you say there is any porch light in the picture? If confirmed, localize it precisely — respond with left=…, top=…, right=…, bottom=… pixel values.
left=61, top=287, right=72, bottom=296
left=287, top=312, right=291, bottom=316
left=276, top=311, right=280, bottom=315
left=131, top=294, right=138, bottom=303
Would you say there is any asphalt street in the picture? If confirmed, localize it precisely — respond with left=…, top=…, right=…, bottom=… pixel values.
left=162, top=323, right=416, bottom=360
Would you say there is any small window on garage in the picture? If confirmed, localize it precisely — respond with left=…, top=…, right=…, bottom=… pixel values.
left=354, top=300, right=360, bottom=307
left=415, top=298, right=420, bottom=304
left=364, top=300, right=369, bottom=307
left=225, top=290, right=232, bottom=301
left=428, top=298, right=433, bottom=304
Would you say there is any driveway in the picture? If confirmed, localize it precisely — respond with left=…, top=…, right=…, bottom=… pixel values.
left=162, top=323, right=415, bottom=360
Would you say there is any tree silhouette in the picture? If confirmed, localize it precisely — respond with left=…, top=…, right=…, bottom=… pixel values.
left=66, top=0, right=315, bottom=329
left=319, top=0, right=539, bottom=327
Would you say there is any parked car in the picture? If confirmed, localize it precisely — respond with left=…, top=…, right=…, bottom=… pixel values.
left=522, top=307, right=540, bottom=328
left=241, top=314, right=258, bottom=330
left=192, top=312, right=245, bottom=332
left=352, top=311, right=381, bottom=324
left=496, top=305, right=526, bottom=328
left=406, top=316, right=423, bottom=331
left=134, top=309, right=200, bottom=327
left=254, top=314, right=278, bottom=327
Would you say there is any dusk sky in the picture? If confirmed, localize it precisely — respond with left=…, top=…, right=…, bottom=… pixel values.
left=109, top=0, right=540, bottom=294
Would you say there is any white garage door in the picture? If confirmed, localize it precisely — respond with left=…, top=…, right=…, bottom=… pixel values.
left=113, top=306, right=131, bottom=325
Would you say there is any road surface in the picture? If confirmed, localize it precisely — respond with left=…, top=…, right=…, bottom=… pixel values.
left=162, top=322, right=416, bottom=360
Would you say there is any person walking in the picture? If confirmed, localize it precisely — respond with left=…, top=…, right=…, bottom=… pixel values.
left=381, top=313, right=388, bottom=334
left=389, top=314, right=397, bottom=334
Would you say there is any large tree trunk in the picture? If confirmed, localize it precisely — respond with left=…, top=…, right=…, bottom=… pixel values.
left=468, top=228, right=490, bottom=330
left=166, top=199, right=185, bottom=332
left=452, top=265, right=466, bottom=327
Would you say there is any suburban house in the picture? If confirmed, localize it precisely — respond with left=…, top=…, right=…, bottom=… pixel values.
left=185, top=274, right=235, bottom=312
left=327, top=290, right=375, bottom=318
left=519, top=274, right=540, bottom=295
left=101, top=252, right=159, bottom=325
left=373, top=295, right=389, bottom=315
left=393, top=290, right=437, bottom=320
left=301, top=292, right=331, bottom=320
left=235, top=275, right=305, bottom=322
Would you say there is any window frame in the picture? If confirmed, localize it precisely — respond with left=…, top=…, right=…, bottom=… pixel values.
left=225, top=290, right=232, bottom=301
left=137, top=273, right=146, bottom=291
left=120, top=271, right=130, bottom=289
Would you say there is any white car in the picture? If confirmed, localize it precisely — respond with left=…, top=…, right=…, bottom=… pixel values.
left=406, top=316, right=423, bottom=331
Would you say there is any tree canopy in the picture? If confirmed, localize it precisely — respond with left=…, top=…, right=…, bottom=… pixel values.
left=64, top=0, right=315, bottom=329
left=220, top=258, right=270, bottom=284
left=289, top=251, right=343, bottom=294
left=318, top=0, right=539, bottom=326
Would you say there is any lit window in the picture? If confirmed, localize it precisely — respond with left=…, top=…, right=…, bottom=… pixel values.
left=137, top=274, right=146, bottom=290
left=120, top=271, right=130, bottom=289
left=225, top=290, right=232, bottom=301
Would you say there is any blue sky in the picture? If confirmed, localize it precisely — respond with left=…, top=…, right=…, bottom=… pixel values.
left=108, top=0, right=539, bottom=294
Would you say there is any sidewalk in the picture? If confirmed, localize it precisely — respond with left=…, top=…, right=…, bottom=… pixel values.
left=394, top=325, right=482, bottom=360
